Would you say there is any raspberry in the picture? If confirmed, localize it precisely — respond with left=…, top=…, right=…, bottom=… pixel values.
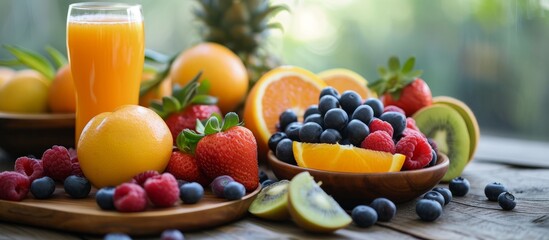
left=384, top=105, right=406, bottom=115
left=406, top=117, right=421, bottom=132
left=361, top=131, right=396, bottom=154
left=396, top=134, right=433, bottom=170
left=14, top=156, right=44, bottom=182
left=166, top=151, right=209, bottom=186
left=368, top=118, right=394, bottom=137
left=132, top=170, right=160, bottom=186
left=114, top=183, right=148, bottom=212
left=0, top=171, right=30, bottom=201
left=42, top=145, right=72, bottom=182
left=144, top=173, right=180, bottom=208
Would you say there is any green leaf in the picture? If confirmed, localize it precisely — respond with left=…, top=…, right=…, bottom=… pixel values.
left=210, top=112, right=223, bottom=123
left=183, top=129, right=204, bottom=141
left=266, top=22, right=284, bottom=32
left=139, top=54, right=177, bottom=96
left=143, top=64, right=158, bottom=74
left=149, top=101, right=164, bottom=113
left=191, top=95, right=218, bottom=105
left=195, top=119, right=205, bottom=134
left=0, top=59, right=23, bottom=67
left=388, top=56, right=400, bottom=72
left=3, top=45, right=55, bottom=79
left=222, top=112, right=240, bottom=131
left=368, top=78, right=386, bottom=96
left=377, top=66, right=388, bottom=78
left=197, top=79, right=211, bottom=95
left=401, top=57, right=415, bottom=74
left=145, top=48, right=170, bottom=64
left=204, top=117, right=221, bottom=135
left=44, top=46, right=67, bottom=69
left=162, top=96, right=181, bottom=113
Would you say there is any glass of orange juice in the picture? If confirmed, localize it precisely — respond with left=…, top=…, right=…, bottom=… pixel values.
left=67, top=2, right=144, bottom=144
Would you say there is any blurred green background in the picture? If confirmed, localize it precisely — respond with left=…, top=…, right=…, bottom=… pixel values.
left=1, top=0, right=548, bottom=141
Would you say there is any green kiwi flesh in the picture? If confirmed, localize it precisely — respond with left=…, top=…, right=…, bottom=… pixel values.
left=287, top=172, right=351, bottom=233
left=413, top=104, right=470, bottom=182
left=248, top=180, right=290, bottom=221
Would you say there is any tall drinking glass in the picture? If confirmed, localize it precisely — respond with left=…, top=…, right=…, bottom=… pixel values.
left=67, top=3, right=144, bottom=144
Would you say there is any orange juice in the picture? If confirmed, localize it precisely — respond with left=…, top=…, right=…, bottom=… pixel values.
left=68, top=15, right=144, bottom=143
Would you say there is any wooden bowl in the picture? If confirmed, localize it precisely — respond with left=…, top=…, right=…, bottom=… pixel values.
left=268, top=151, right=449, bottom=209
left=0, top=112, right=75, bottom=159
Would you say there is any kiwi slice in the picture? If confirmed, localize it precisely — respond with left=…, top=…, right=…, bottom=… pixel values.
left=248, top=180, right=290, bottom=221
left=432, top=96, right=480, bottom=162
left=413, top=105, right=470, bottom=182
left=287, top=172, right=351, bottom=233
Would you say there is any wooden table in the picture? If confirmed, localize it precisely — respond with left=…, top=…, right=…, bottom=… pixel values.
left=1, top=144, right=548, bottom=240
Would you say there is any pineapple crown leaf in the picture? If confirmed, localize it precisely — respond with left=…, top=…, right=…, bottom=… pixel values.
left=369, top=56, right=423, bottom=100
left=149, top=71, right=218, bottom=119
left=176, top=112, right=242, bottom=153
left=0, top=45, right=57, bottom=80
left=44, top=45, right=67, bottom=69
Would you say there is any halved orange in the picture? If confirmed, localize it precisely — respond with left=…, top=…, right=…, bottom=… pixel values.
left=293, top=142, right=405, bottom=173
left=318, top=68, right=375, bottom=99
left=243, top=66, right=327, bottom=160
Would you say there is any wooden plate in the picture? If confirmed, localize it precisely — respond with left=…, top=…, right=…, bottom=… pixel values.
left=0, top=185, right=260, bottom=236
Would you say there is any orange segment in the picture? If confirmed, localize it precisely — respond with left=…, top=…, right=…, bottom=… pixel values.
left=318, top=68, right=375, bottom=99
left=243, top=66, right=327, bottom=160
left=293, top=142, right=405, bottom=173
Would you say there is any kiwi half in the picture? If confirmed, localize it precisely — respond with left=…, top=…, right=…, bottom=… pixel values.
left=287, top=172, right=351, bottom=233
left=413, top=104, right=470, bottom=182
left=432, top=96, right=480, bottom=162
left=248, top=180, right=290, bottom=221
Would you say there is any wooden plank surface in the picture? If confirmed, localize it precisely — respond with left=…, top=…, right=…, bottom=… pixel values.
left=1, top=151, right=549, bottom=239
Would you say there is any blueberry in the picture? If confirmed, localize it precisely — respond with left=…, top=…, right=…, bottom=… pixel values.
left=370, top=198, right=396, bottom=222
left=319, top=86, right=339, bottom=99
left=304, top=113, right=324, bottom=129
left=324, top=108, right=348, bottom=130
left=299, top=122, right=323, bottom=143
left=379, top=112, right=406, bottom=137
left=64, top=175, right=91, bottom=199
left=96, top=187, right=116, bottom=210
left=345, top=119, right=370, bottom=147
left=284, top=122, right=302, bottom=141
left=177, top=180, right=188, bottom=188
left=351, top=105, right=374, bottom=125
left=364, top=98, right=384, bottom=118
left=211, top=175, right=235, bottom=198
left=303, top=105, right=320, bottom=120
left=104, top=233, right=132, bottom=240
left=180, top=182, right=204, bottom=204
left=224, top=181, right=246, bottom=200
left=161, top=229, right=185, bottom=240
left=275, top=138, right=296, bottom=165
left=449, top=177, right=470, bottom=197
left=427, top=149, right=437, bottom=167
left=416, top=199, right=443, bottom=222
left=432, top=187, right=452, bottom=205
left=261, top=179, right=276, bottom=188
left=351, top=205, right=378, bottom=228
left=278, top=109, right=298, bottom=132
left=339, top=90, right=362, bottom=116
left=259, top=170, right=269, bottom=183
left=318, top=95, right=340, bottom=115
left=268, top=132, right=287, bottom=153
left=423, top=191, right=445, bottom=207
left=484, top=182, right=508, bottom=201
left=30, top=176, right=56, bottom=199
left=339, top=138, right=351, bottom=145
left=498, top=192, right=516, bottom=210
left=320, top=129, right=342, bottom=144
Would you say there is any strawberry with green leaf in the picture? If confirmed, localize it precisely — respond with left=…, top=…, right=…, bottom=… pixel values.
left=150, top=71, right=221, bottom=144
left=178, top=112, right=259, bottom=191
left=370, top=56, right=432, bottom=116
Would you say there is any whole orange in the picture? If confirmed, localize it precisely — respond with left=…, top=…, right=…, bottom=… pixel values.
left=139, top=75, right=173, bottom=107
left=48, top=65, right=76, bottom=113
left=0, top=69, right=50, bottom=113
left=170, top=42, right=248, bottom=113
left=77, top=105, right=173, bottom=188
left=0, top=67, right=15, bottom=87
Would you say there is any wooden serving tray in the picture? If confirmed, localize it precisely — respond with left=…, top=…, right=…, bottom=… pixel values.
left=0, top=185, right=260, bottom=236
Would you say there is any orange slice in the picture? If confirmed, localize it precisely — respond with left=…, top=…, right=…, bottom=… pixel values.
left=243, top=66, right=327, bottom=160
left=318, top=68, right=375, bottom=99
left=293, top=142, right=405, bottom=173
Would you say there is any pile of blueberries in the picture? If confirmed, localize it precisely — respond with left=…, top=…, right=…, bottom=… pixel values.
left=269, top=87, right=408, bottom=165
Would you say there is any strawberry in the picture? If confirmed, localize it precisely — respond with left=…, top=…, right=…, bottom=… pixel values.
left=178, top=113, right=259, bottom=191
left=370, top=56, right=432, bottom=116
left=150, top=71, right=221, bottom=144
left=165, top=150, right=210, bottom=186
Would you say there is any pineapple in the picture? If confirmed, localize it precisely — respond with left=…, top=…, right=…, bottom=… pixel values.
left=194, top=0, right=287, bottom=87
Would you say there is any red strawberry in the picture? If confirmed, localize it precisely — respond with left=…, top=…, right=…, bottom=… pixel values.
left=165, top=151, right=210, bottom=186
left=150, top=71, right=221, bottom=144
left=180, top=113, right=259, bottom=191
left=370, top=56, right=432, bottom=116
